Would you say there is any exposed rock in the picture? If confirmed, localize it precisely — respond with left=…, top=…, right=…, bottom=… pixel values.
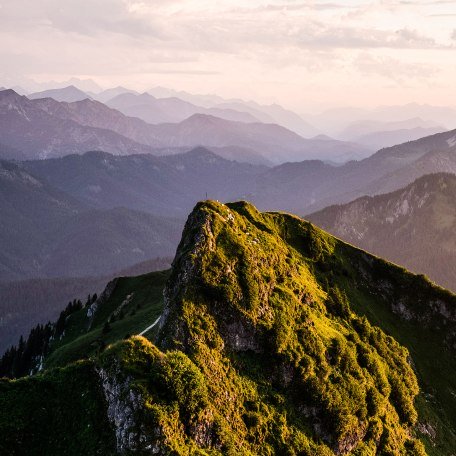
left=96, top=364, right=158, bottom=454
left=417, top=421, right=437, bottom=441
left=88, top=278, right=119, bottom=328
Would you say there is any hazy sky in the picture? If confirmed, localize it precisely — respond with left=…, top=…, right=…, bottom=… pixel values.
left=1, top=0, right=456, bottom=111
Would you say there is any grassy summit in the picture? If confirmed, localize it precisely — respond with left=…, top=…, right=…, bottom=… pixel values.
left=1, top=200, right=455, bottom=455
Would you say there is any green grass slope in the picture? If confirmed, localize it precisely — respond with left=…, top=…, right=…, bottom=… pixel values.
left=44, top=269, right=169, bottom=369
left=308, top=172, right=456, bottom=292
left=0, top=200, right=455, bottom=455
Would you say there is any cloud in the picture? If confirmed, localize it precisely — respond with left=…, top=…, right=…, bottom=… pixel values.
left=0, top=0, right=455, bottom=109
left=354, top=53, right=439, bottom=84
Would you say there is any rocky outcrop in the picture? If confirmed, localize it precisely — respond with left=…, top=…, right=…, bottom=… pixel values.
left=96, top=364, right=159, bottom=454
left=87, top=278, right=119, bottom=328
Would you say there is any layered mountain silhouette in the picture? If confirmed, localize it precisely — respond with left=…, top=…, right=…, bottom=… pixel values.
left=22, top=148, right=264, bottom=217
left=353, top=126, right=446, bottom=151
left=0, top=160, right=183, bottom=280
left=0, top=89, right=370, bottom=164
left=249, top=127, right=456, bottom=214
left=147, top=85, right=321, bottom=137
left=1, top=201, right=454, bottom=454
left=311, top=103, right=456, bottom=134
left=28, top=85, right=91, bottom=102
left=0, top=89, right=155, bottom=159
left=337, top=118, right=446, bottom=151
left=338, top=117, right=443, bottom=139
left=106, top=91, right=260, bottom=124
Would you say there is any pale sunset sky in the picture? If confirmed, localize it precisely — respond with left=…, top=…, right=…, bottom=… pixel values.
left=1, top=0, right=456, bottom=111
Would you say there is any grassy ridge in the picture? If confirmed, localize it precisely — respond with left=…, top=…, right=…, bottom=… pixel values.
left=157, top=201, right=438, bottom=454
left=0, top=201, right=455, bottom=455
left=44, top=270, right=169, bottom=369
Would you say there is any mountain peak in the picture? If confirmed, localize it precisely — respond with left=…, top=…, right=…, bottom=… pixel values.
left=0, top=88, right=24, bottom=103
left=1, top=198, right=455, bottom=452
left=28, top=85, right=90, bottom=102
left=155, top=199, right=440, bottom=453
left=182, top=146, right=222, bottom=159
left=187, top=112, right=235, bottom=123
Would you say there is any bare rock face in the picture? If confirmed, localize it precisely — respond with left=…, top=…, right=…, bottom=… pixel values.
left=87, top=278, right=119, bottom=329
left=96, top=364, right=159, bottom=453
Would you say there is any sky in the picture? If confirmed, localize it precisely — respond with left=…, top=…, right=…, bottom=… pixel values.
left=1, top=0, right=456, bottom=112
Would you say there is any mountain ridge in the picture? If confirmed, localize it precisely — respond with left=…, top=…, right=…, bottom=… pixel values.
left=1, top=200, right=455, bottom=454
left=0, top=89, right=369, bottom=164
left=307, top=172, right=456, bottom=292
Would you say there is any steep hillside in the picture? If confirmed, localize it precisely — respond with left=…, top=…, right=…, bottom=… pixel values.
left=0, top=270, right=168, bottom=456
left=0, top=257, right=172, bottom=354
left=0, top=160, right=183, bottom=280
left=308, top=173, right=456, bottom=292
left=1, top=201, right=455, bottom=455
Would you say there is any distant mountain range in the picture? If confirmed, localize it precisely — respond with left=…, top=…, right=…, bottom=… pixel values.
left=106, top=91, right=260, bottom=124
left=0, top=88, right=371, bottom=164
left=249, top=127, right=456, bottom=214
left=352, top=126, right=446, bottom=151
left=308, top=173, right=456, bottom=292
left=310, top=103, right=456, bottom=134
left=337, top=117, right=446, bottom=150
left=338, top=117, right=443, bottom=139
left=0, top=160, right=183, bottom=280
left=31, top=84, right=320, bottom=137
left=0, top=89, right=155, bottom=159
left=22, top=148, right=264, bottom=217
left=28, top=85, right=90, bottom=102
left=3, top=85, right=456, bottom=285
left=146, top=86, right=322, bottom=137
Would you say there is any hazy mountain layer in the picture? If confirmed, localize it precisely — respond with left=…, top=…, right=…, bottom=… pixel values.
left=249, top=128, right=456, bottom=214
left=0, top=89, right=370, bottom=164
left=107, top=91, right=260, bottom=124
left=28, top=85, right=90, bottom=102
left=338, top=117, right=443, bottom=140
left=352, top=127, right=446, bottom=151
left=0, top=90, right=156, bottom=159
left=0, top=160, right=183, bottom=280
left=23, top=148, right=265, bottom=217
